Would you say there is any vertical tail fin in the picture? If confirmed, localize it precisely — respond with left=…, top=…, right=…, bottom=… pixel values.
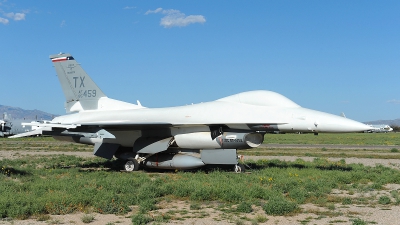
left=50, top=53, right=142, bottom=113
left=50, top=53, right=106, bottom=112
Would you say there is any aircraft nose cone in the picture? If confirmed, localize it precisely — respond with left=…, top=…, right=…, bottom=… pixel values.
left=341, top=120, right=371, bottom=132
left=319, top=116, right=371, bottom=133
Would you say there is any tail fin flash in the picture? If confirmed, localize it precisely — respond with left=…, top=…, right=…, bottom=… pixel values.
left=50, top=53, right=142, bottom=113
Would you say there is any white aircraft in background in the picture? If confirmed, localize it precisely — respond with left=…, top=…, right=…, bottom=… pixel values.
left=0, top=113, right=32, bottom=137
left=367, top=124, right=393, bottom=133
left=11, top=53, right=371, bottom=172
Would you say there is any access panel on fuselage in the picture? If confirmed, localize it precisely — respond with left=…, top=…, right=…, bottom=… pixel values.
left=200, top=149, right=237, bottom=165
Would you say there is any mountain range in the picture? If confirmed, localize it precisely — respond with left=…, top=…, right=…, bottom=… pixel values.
left=1, top=104, right=399, bottom=126
left=364, top=118, right=400, bottom=126
left=0, top=105, right=57, bottom=121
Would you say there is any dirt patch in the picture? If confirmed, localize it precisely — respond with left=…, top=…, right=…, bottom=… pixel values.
left=0, top=150, right=93, bottom=160
left=0, top=212, right=131, bottom=225
left=2, top=198, right=400, bottom=225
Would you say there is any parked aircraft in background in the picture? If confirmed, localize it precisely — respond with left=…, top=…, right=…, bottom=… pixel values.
left=0, top=113, right=33, bottom=137
left=10, top=53, right=371, bottom=172
left=366, top=124, right=393, bottom=133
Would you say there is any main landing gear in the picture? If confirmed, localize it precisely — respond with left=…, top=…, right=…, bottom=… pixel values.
left=123, top=153, right=247, bottom=173
left=124, top=154, right=149, bottom=172
left=124, top=158, right=139, bottom=172
left=234, top=154, right=245, bottom=173
left=234, top=163, right=245, bottom=173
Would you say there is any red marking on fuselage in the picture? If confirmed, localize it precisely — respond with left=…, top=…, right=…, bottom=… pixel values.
left=156, top=154, right=159, bottom=167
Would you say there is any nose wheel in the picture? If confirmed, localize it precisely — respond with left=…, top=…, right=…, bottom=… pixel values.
left=125, top=158, right=139, bottom=171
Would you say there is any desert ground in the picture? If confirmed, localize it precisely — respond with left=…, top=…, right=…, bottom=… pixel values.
left=1, top=138, right=400, bottom=225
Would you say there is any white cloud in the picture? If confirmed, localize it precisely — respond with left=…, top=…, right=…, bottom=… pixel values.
left=0, top=1, right=28, bottom=25
left=5, top=12, right=25, bottom=21
left=123, top=6, right=136, bottom=10
left=0, top=17, right=8, bottom=24
left=14, top=12, right=25, bottom=20
left=387, top=99, right=400, bottom=104
left=145, top=8, right=206, bottom=28
left=161, top=14, right=205, bottom=28
left=60, top=20, right=66, bottom=27
left=145, top=8, right=163, bottom=15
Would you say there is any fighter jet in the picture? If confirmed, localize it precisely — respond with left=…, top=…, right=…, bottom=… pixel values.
left=10, top=53, right=371, bottom=172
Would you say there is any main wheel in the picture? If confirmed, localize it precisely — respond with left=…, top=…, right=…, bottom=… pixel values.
left=125, top=158, right=139, bottom=172
left=234, top=164, right=245, bottom=173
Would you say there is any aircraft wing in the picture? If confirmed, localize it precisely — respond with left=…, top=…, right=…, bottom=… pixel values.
left=8, top=127, right=50, bottom=138
left=8, top=122, right=80, bottom=138
left=8, top=119, right=287, bottom=139
left=78, top=121, right=287, bottom=129
left=79, top=122, right=174, bottom=130
left=22, top=122, right=79, bottom=129
left=16, top=121, right=288, bottom=130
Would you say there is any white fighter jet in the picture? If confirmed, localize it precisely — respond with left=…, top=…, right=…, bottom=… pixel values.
left=11, top=53, right=371, bottom=172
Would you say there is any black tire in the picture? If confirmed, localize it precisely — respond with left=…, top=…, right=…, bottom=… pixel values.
left=125, top=158, right=139, bottom=172
left=234, top=163, right=245, bottom=173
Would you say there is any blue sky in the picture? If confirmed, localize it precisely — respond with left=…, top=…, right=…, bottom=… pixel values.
left=1, top=0, right=399, bottom=122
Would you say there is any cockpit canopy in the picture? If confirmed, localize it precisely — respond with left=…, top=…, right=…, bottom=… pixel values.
left=217, top=90, right=300, bottom=108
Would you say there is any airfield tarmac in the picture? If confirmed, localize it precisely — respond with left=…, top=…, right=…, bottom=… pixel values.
left=1, top=142, right=400, bottom=225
